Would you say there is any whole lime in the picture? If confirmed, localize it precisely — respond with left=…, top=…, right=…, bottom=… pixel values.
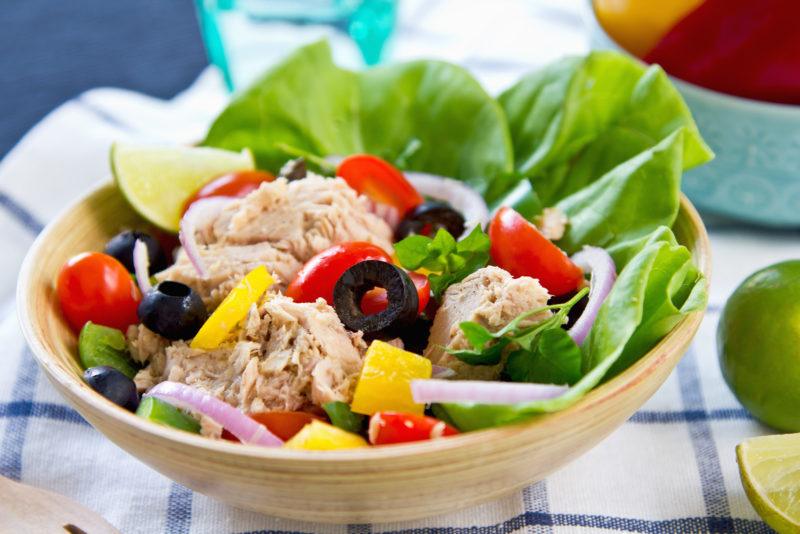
left=718, top=260, right=800, bottom=431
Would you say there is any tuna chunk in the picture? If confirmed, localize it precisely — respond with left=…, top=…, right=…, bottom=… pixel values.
left=424, top=266, right=552, bottom=380
left=535, top=207, right=568, bottom=241
left=158, top=243, right=301, bottom=309
left=133, top=295, right=367, bottom=413
left=157, top=174, right=393, bottom=309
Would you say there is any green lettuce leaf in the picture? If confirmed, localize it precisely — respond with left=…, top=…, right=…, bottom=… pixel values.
left=438, top=228, right=707, bottom=431
left=203, top=40, right=513, bottom=189
left=499, top=51, right=713, bottom=206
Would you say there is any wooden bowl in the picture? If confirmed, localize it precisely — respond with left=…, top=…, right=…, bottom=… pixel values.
left=17, top=183, right=711, bottom=524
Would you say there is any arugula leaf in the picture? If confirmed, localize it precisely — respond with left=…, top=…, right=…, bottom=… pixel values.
left=203, top=40, right=513, bottom=189
left=499, top=51, right=713, bottom=206
left=437, top=231, right=707, bottom=431
left=394, top=226, right=490, bottom=297
left=505, top=328, right=583, bottom=385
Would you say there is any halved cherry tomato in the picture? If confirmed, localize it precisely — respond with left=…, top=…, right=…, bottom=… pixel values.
left=285, top=242, right=392, bottom=305
left=222, top=411, right=321, bottom=442
left=336, top=155, right=423, bottom=216
left=489, top=207, right=584, bottom=297
left=57, top=252, right=141, bottom=333
left=361, top=271, right=430, bottom=316
left=182, top=170, right=274, bottom=215
left=368, top=412, right=459, bottom=445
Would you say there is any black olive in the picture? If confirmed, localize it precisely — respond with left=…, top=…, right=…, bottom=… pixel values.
left=83, top=366, right=140, bottom=411
left=278, top=158, right=307, bottom=181
left=137, top=281, right=207, bottom=340
left=105, top=230, right=168, bottom=273
left=549, top=290, right=589, bottom=330
left=395, top=201, right=466, bottom=241
left=333, top=261, right=418, bottom=340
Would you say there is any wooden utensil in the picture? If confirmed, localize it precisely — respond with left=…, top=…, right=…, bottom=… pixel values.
left=16, top=183, right=711, bottom=523
left=0, top=475, right=119, bottom=533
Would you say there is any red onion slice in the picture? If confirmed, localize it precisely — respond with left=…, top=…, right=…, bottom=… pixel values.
left=178, top=197, right=234, bottom=279
left=411, top=379, right=568, bottom=405
left=567, top=246, right=617, bottom=346
left=145, top=381, right=282, bottom=447
left=405, top=172, right=490, bottom=237
left=132, top=239, right=152, bottom=295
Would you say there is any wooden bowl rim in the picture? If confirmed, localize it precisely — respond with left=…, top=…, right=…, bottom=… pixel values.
left=17, top=181, right=711, bottom=463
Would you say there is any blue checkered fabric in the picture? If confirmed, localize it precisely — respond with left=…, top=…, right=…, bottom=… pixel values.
left=1, top=1, right=798, bottom=531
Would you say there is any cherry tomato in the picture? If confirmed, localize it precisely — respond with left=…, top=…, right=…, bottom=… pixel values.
left=182, top=170, right=275, bottom=215
left=368, top=412, right=459, bottom=445
left=361, top=271, right=430, bottom=316
left=489, top=207, right=584, bottom=297
left=57, top=252, right=142, bottom=333
left=285, top=242, right=392, bottom=305
left=222, top=411, right=321, bottom=442
left=336, top=155, right=423, bottom=216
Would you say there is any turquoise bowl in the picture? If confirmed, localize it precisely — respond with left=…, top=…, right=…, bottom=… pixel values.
left=585, top=5, right=800, bottom=228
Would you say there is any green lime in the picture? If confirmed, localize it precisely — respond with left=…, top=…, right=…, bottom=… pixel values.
left=111, top=143, right=254, bottom=232
left=737, top=433, right=800, bottom=533
left=717, top=260, right=800, bottom=431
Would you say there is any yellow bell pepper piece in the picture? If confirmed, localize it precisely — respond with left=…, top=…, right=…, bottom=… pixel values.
left=283, top=420, right=368, bottom=450
left=593, top=0, right=703, bottom=57
left=190, top=265, right=273, bottom=350
left=351, top=340, right=432, bottom=416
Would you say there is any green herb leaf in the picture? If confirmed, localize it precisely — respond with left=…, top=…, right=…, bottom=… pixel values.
left=447, top=338, right=509, bottom=366
left=458, top=322, right=495, bottom=351
left=505, top=328, right=583, bottom=385
left=395, top=225, right=491, bottom=298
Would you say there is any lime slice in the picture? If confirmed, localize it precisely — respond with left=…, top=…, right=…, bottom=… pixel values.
left=111, top=143, right=254, bottom=232
left=737, top=433, right=800, bottom=533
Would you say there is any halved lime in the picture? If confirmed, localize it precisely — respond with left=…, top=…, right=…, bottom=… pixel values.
left=737, top=433, right=800, bottom=533
left=111, top=143, right=254, bottom=232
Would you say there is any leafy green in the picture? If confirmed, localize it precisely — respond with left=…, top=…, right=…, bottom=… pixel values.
left=505, top=328, right=583, bottom=386
left=499, top=51, right=713, bottom=206
left=438, top=231, right=707, bottom=431
left=446, top=288, right=587, bottom=369
left=555, top=129, right=685, bottom=254
left=203, top=40, right=513, bottom=189
left=394, top=226, right=490, bottom=297
left=322, top=401, right=366, bottom=434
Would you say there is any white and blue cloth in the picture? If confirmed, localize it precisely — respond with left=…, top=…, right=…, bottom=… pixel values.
left=1, top=1, right=798, bottom=531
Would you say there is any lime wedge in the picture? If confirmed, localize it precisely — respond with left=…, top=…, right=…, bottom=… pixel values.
left=737, top=433, right=800, bottom=533
left=111, top=143, right=254, bottom=232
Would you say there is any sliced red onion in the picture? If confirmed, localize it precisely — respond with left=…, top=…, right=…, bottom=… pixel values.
left=178, top=197, right=234, bottom=279
left=431, top=365, right=456, bottom=379
left=132, top=239, right=152, bottom=295
left=568, top=246, right=617, bottom=346
left=411, top=379, right=568, bottom=405
left=145, top=381, right=282, bottom=447
left=405, top=172, right=490, bottom=237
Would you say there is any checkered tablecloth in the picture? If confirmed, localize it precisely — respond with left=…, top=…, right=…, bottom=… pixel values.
left=2, top=1, right=799, bottom=532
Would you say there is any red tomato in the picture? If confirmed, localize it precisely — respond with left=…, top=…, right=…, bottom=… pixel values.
left=285, top=242, right=393, bottom=305
left=336, top=155, right=423, bottom=215
left=57, top=252, right=141, bottom=333
left=368, top=412, right=459, bottom=445
left=182, top=170, right=275, bottom=215
left=361, top=271, right=430, bottom=316
left=489, top=207, right=584, bottom=296
left=222, top=411, right=321, bottom=442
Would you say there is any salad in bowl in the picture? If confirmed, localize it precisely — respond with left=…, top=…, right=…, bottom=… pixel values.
left=46, top=40, right=712, bottom=452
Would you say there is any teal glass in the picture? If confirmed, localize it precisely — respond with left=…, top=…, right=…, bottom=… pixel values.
left=195, top=0, right=396, bottom=92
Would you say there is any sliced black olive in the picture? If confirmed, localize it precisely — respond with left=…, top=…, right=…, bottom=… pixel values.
left=333, top=260, right=418, bottom=340
left=105, top=230, right=168, bottom=273
left=394, top=201, right=466, bottom=241
left=84, top=366, right=140, bottom=411
left=278, top=158, right=307, bottom=181
left=137, top=281, right=207, bottom=340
